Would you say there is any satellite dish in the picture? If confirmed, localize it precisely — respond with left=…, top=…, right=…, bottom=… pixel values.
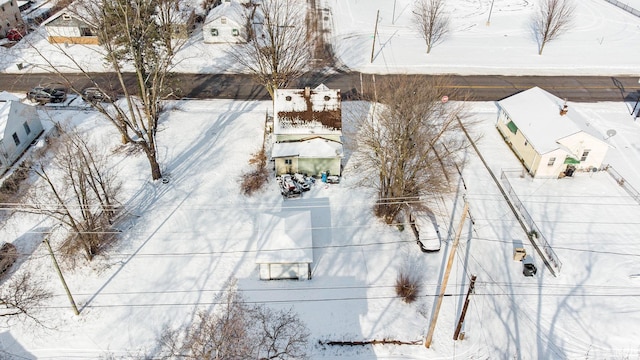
left=605, top=129, right=617, bottom=139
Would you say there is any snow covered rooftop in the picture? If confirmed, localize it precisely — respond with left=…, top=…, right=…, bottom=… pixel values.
left=256, top=211, right=313, bottom=264
left=0, top=101, right=34, bottom=136
left=204, top=0, right=247, bottom=25
left=273, top=84, right=342, bottom=135
left=497, top=87, right=605, bottom=154
left=271, top=137, right=343, bottom=158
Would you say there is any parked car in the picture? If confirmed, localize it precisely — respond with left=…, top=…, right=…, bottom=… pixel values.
left=82, top=87, right=106, bottom=103
left=293, top=173, right=311, bottom=191
left=6, top=28, right=25, bottom=42
left=277, top=174, right=301, bottom=198
left=27, top=85, right=67, bottom=104
left=326, top=175, right=340, bottom=184
left=0, top=242, right=17, bottom=275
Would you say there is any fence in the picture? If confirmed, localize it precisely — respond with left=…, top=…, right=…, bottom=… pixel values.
left=500, top=170, right=563, bottom=274
left=605, top=165, right=640, bottom=205
left=605, top=0, right=640, bottom=17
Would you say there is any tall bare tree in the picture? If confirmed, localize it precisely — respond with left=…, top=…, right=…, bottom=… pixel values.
left=349, top=75, right=472, bottom=224
left=31, top=0, right=190, bottom=180
left=231, top=0, right=312, bottom=98
left=23, top=127, right=121, bottom=262
left=533, top=0, right=575, bottom=55
left=159, top=280, right=309, bottom=359
left=412, top=0, right=450, bottom=54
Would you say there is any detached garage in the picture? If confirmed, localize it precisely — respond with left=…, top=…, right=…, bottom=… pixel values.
left=256, top=211, right=313, bottom=281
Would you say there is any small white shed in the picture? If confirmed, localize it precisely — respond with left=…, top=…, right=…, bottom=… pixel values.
left=202, top=1, right=247, bottom=44
left=256, top=211, right=313, bottom=280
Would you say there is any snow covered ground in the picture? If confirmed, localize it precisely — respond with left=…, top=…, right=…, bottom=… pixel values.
left=1, top=0, right=640, bottom=358
left=1, top=0, right=639, bottom=75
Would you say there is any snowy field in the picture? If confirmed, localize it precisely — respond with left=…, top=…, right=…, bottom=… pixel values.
left=1, top=0, right=639, bottom=75
left=0, top=98, right=639, bottom=358
left=1, top=0, right=640, bottom=358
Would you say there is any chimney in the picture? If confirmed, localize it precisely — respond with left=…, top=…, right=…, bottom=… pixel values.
left=560, top=100, right=568, bottom=116
left=304, top=86, right=310, bottom=98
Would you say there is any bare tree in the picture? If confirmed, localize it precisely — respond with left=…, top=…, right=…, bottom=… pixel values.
left=22, top=127, right=121, bottom=262
left=30, top=0, right=190, bottom=180
left=231, top=0, right=312, bottom=98
left=348, top=75, right=472, bottom=224
left=0, top=272, right=52, bottom=324
left=412, top=0, right=450, bottom=54
left=159, top=280, right=309, bottom=359
left=533, top=0, right=575, bottom=55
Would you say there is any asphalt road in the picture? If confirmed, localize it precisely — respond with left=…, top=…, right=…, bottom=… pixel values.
left=2, top=72, right=639, bottom=102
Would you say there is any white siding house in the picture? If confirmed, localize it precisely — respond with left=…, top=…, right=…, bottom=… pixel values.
left=496, top=87, right=609, bottom=178
left=0, top=0, right=24, bottom=38
left=272, top=84, right=343, bottom=177
left=256, top=211, right=313, bottom=281
left=0, top=100, right=43, bottom=174
left=43, top=11, right=98, bottom=45
left=202, top=1, right=247, bottom=44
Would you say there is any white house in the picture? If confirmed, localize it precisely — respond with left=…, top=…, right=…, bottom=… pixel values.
left=271, top=84, right=343, bottom=176
left=496, top=87, right=609, bottom=178
left=43, top=11, right=98, bottom=45
left=256, top=211, right=313, bottom=281
left=0, top=0, right=25, bottom=38
left=202, top=0, right=247, bottom=44
left=0, top=100, right=43, bottom=174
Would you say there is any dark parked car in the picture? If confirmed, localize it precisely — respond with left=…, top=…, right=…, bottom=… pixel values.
left=27, top=86, right=67, bottom=104
left=82, top=87, right=106, bottom=103
left=0, top=242, right=17, bottom=275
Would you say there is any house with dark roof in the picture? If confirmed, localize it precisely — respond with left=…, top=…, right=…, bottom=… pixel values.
left=271, top=84, right=343, bottom=177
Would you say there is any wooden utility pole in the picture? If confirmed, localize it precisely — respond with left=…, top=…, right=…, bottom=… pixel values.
left=43, top=235, right=80, bottom=316
left=425, top=201, right=468, bottom=348
left=370, top=10, right=380, bottom=63
left=453, top=274, right=477, bottom=340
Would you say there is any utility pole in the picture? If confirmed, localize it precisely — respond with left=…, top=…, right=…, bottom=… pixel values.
left=370, top=10, right=380, bottom=63
left=43, top=231, right=79, bottom=316
left=425, top=201, right=468, bottom=348
left=486, top=0, right=495, bottom=26
left=392, top=0, right=397, bottom=25
left=453, top=274, right=477, bottom=340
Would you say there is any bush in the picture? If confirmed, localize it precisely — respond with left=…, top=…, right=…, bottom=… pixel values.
left=241, top=148, right=269, bottom=196
left=395, top=271, right=421, bottom=303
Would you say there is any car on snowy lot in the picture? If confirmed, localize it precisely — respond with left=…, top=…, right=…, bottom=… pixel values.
left=277, top=174, right=302, bottom=198
left=293, top=173, right=313, bottom=191
left=27, top=85, right=67, bottom=104
left=0, top=242, right=17, bottom=276
left=326, top=175, right=340, bottom=184
left=82, top=87, right=107, bottom=103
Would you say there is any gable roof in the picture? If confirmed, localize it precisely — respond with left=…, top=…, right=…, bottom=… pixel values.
left=256, top=211, right=313, bottom=264
left=274, top=84, right=342, bottom=134
left=271, top=137, right=343, bottom=158
left=497, top=86, right=605, bottom=154
left=42, top=11, right=93, bottom=28
left=204, top=0, right=246, bottom=25
left=0, top=101, right=36, bottom=138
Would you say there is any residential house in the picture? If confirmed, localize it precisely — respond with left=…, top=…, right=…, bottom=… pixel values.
left=43, top=11, right=98, bottom=45
left=271, top=84, right=343, bottom=177
left=202, top=0, right=248, bottom=44
left=256, top=211, right=313, bottom=281
left=0, top=100, right=43, bottom=174
left=0, top=0, right=25, bottom=38
left=496, top=86, right=609, bottom=178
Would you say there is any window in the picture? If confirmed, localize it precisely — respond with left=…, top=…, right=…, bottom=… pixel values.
left=581, top=150, right=590, bottom=162
left=221, top=17, right=227, bottom=24
left=284, top=159, right=292, bottom=165
left=506, top=120, right=518, bottom=135
left=1, top=6, right=5, bottom=12
left=285, top=96, right=292, bottom=101
left=547, top=157, right=556, bottom=166
left=232, top=28, right=239, bottom=36
left=210, top=28, right=218, bottom=36
left=23, top=122, right=30, bottom=135
left=12, top=133, right=19, bottom=146
left=524, top=140, right=528, bottom=146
